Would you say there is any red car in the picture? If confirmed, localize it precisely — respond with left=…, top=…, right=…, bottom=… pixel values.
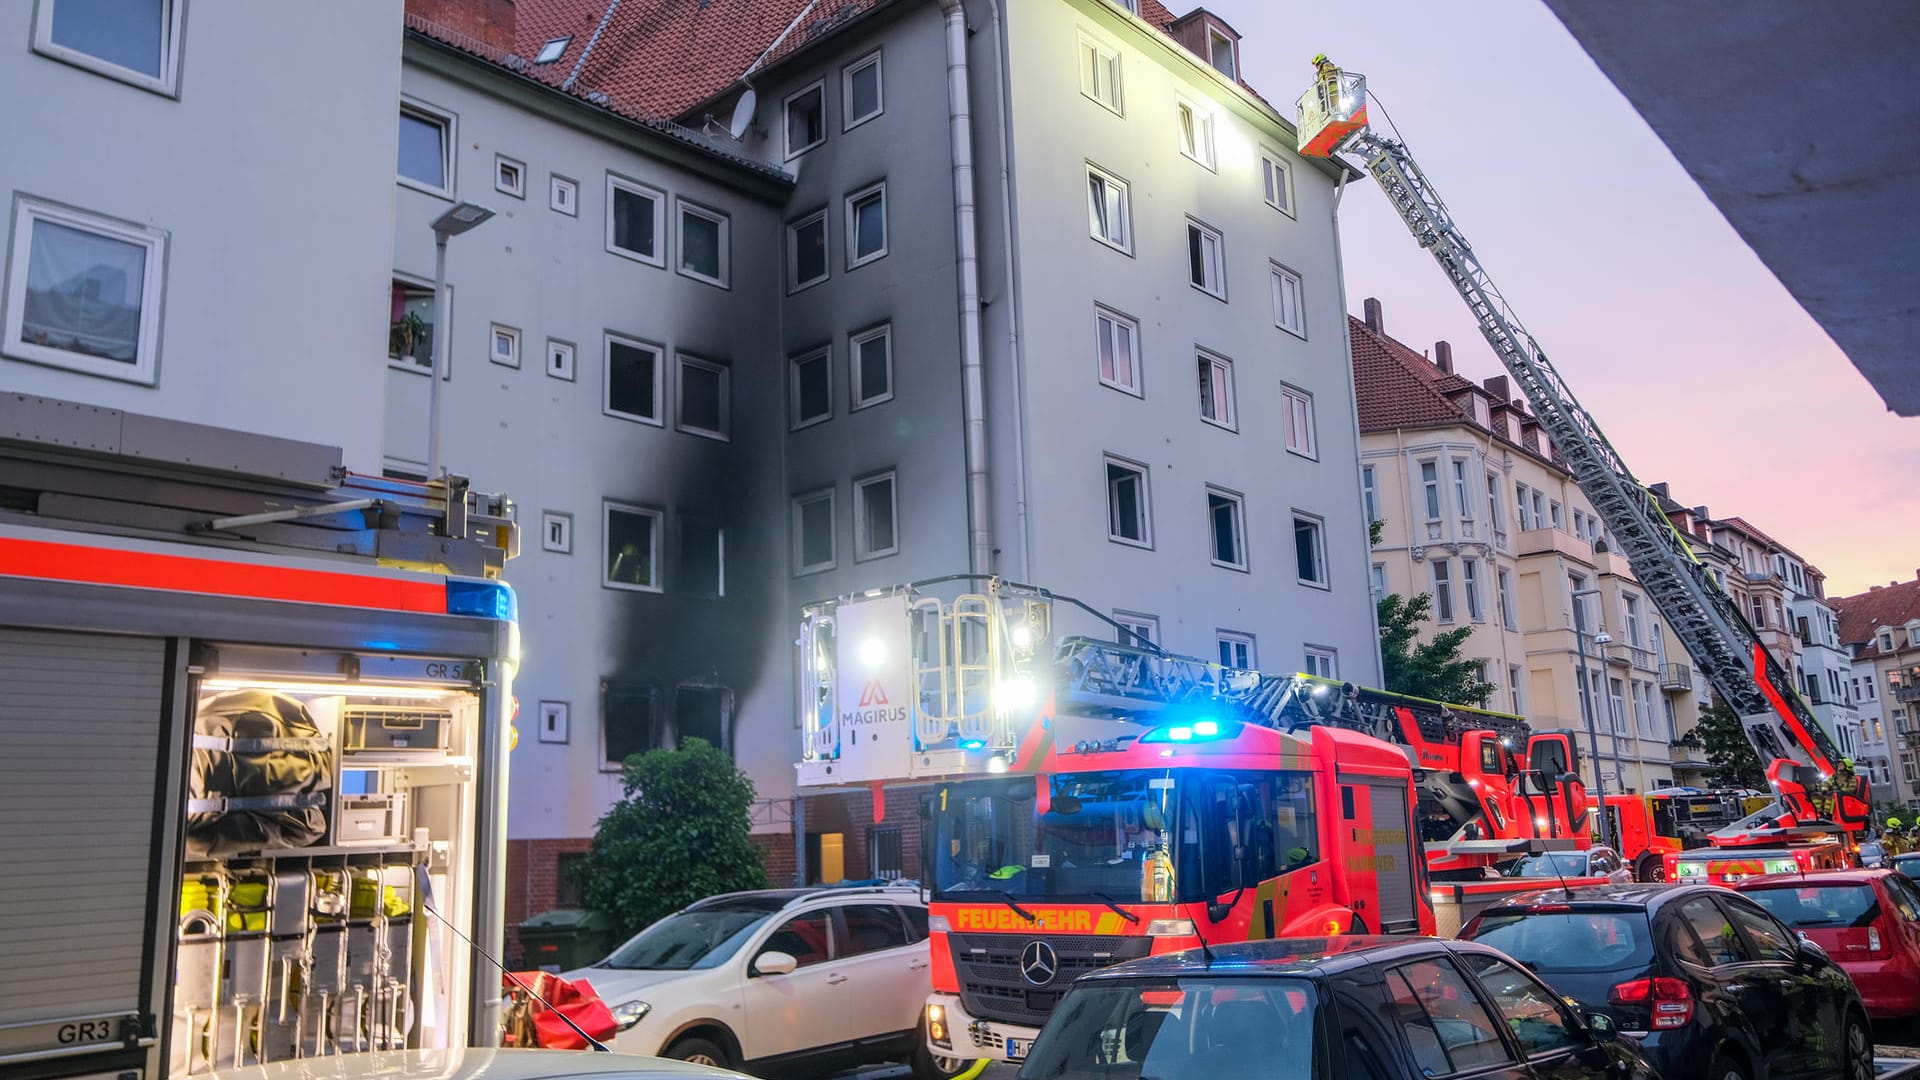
left=1733, top=868, right=1920, bottom=1020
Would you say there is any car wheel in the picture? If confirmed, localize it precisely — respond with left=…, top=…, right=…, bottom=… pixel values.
left=664, top=1036, right=731, bottom=1070
left=1707, top=1051, right=1750, bottom=1080
left=1843, top=1012, right=1873, bottom=1080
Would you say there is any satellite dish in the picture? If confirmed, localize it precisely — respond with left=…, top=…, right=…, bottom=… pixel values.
left=728, top=89, right=757, bottom=140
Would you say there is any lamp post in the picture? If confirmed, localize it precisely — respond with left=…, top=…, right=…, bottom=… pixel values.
left=1593, top=630, right=1633, bottom=816
left=427, top=202, right=495, bottom=488
left=1572, top=587, right=1620, bottom=849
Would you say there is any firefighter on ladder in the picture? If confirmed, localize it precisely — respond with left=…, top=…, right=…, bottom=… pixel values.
left=1312, top=53, right=1342, bottom=117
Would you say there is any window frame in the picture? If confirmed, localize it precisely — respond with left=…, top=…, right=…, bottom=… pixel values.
left=1206, top=28, right=1237, bottom=78
left=4, top=196, right=169, bottom=385
left=1497, top=566, right=1517, bottom=630
left=1186, top=217, right=1227, bottom=300
left=602, top=500, right=663, bottom=594
left=1420, top=459, right=1442, bottom=521
left=1361, top=465, right=1378, bottom=524
left=675, top=198, right=731, bottom=288
left=784, top=79, right=828, bottom=160
left=534, top=36, right=571, bottom=64
left=1206, top=485, right=1249, bottom=572
left=489, top=323, right=521, bottom=369
left=397, top=98, right=456, bottom=198
left=550, top=173, right=579, bottom=216
left=1085, top=162, right=1134, bottom=254
left=387, top=273, right=448, bottom=377
left=1094, top=305, right=1142, bottom=397
left=546, top=338, right=576, bottom=382
left=540, top=510, right=574, bottom=555
left=787, top=207, right=829, bottom=293
left=1104, top=454, right=1153, bottom=549
left=1270, top=261, right=1306, bottom=338
left=1463, top=557, right=1484, bottom=621
left=789, top=344, right=833, bottom=431
left=1113, top=610, right=1159, bottom=649
left=792, top=487, right=837, bottom=576
left=602, top=331, right=665, bottom=426
left=1196, top=348, right=1237, bottom=431
left=1261, top=150, right=1296, bottom=218
left=1078, top=31, right=1123, bottom=115
left=1175, top=95, right=1216, bottom=170
left=33, top=0, right=186, bottom=97
left=848, top=322, right=895, bottom=410
left=845, top=181, right=889, bottom=269
left=842, top=50, right=884, bottom=131
left=605, top=173, right=666, bottom=267
left=675, top=351, right=731, bottom=441
left=1216, top=631, right=1256, bottom=670
left=1304, top=645, right=1339, bottom=679
left=1282, top=384, right=1316, bottom=458
left=1294, top=512, right=1329, bottom=588
left=853, top=469, right=900, bottom=562
left=494, top=154, right=526, bottom=200
left=1432, top=558, right=1455, bottom=622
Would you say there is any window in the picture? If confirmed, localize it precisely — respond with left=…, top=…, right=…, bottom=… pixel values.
left=849, top=323, right=894, bottom=409
left=1509, top=664, right=1525, bottom=714
left=1432, top=559, right=1455, bottom=622
left=604, top=333, right=663, bottom=425
left=843, top=51, right=883, bottom=129
left=788, top=208, right=828, bottom=291
left=1186, top=219, right=1225, bottom=298
left=676, top=352, right=729, bottom=440
left=1079, top=33, right=1122, bottom=113
left=1515, top=482, right=1533, bottom=530
left=494, top=155, right=525, bottom=199
left=1261, top=152, right=1294, bottom=216
left=840, top=903, right=909, bottom=955
left=534, top=36, right=570, bottom=64
left=792, top=488, right=835, bottom=574
left=1197, top=350, right=1236, bottom=430
left=1086, top=165, right=1132, bottom=253
left=540, top=511, right=573, bottom=554
left=606, top=175, right=665, bottom=266
left=1294, top=514, right=1327, bottom=586
left=1271, top=263, right=1305, bottom=337
left=601, top=680, right=660, bottom=769
left=1549, top=500, right=1565, bottom=530
left=1421, top=460, right=1442, bottom=521
left=1456, top=954, right=1582, bottom=1058
left=1624, top=594, right=1643, bottom=646
left=785, top=80, right=826, bottom=158
left=854, top=471, right=899, bottom=561
left=5, top=199, right=167, bottom=385
left=1462, top=558, right=1483, bottom=621
left=1361, top=466, right=1378, bottom=524
left=1452, top=461, right=1472, bottom=520
left=398, top=102, right=453, bottom=195
left=1609, top=678, right=1628, bottom=734
left=1105, top=456, right=1151, bottom=547
left=1206, top=28, right=1236, bottom=78
left=1724, top=899, right=1798, bottom=963
left=1532, top=490, right=1547, bottom=530
left=760, top=911, right=832, bottom=968
left=1485, top=472, right=1503, bottom=532
left=1497, top=567, right=1517, bottom=630
left=1114, top=612, right=1158, bottom=649
left=1217, top=632, right=1254, bottom=670
left=1094, top=307, right=1141, bottom=395
left=1207, top=488, right=1247, bottom=571
left=1282, top=386, right=1316, bottom=457
left=546, top=339, right=575, bottom=381
left=1176, top=97, right=1215, bottom=169
left=790, top=346, right=831, bottom=429
left=676, top=201, right=729, bottom=286
left=603, top=501, right=662, bottom=592
left=550, top=174, right=578, bottom=216
left=489, top=323, right=520, bottom=368
left=846, top=183, right=888, bottom=268
left=1370, top=563, right=1387, bottom=598
left=1752, top=598, right=1768, bottom=628
left=33, top=0, right=185, bottom=95
left=679, top=519, right=725, bottom=598
left=387, top=278, right=440, bottom=372
left=1305, top=647, right=1338, bottom=679
left=1385, top=959, right=1516, bottom=1076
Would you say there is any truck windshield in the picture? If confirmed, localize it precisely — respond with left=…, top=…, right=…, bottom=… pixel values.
left=928, top=769, right=1318, bottom=905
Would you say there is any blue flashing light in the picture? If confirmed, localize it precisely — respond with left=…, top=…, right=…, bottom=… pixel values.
left=1140, top=718, right=1245, bottom=744
left=1167, top=726, right=1194, bottom=742
left=1193, top=719, right=1220, bottom=737
left=959, top=738, right=987, bottom=751
left=447, top=578, right=518, bottom=622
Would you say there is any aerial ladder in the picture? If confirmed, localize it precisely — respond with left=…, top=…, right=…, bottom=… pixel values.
left=1294, top=59, right=1869, bottom=844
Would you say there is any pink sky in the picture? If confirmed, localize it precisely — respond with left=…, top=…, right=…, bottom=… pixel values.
left=1207, top=0, right=1920, bottom=597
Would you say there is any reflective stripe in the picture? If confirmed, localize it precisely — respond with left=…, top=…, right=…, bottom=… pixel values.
left=186, top=793, right=327, bottom=814
left=191, top=735, right=331, bottom=754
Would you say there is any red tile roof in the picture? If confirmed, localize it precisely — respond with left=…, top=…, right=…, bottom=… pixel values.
left=1832, top=578, right=1920, bottom=653
left=1349, top=315, right=1475, bottom=431
left=1719, top=515, right=1797, bottom=557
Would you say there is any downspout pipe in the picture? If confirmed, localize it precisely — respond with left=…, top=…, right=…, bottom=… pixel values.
left=985, top=0, right=1032, bottom=579
left=940, top=0, right=993, bottom=577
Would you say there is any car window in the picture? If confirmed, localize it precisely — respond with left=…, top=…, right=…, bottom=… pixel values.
left=1458, top=953, right=1583, bottom=1057
left=1742, top=883, right=1880, bottom=929
left=1676, top=896, right=1750, bottom=966
left=1386, top=958, right=1517, bottom=1075
left=1723, top=897, right=1799, bottom=962
left=1463, top=910, right=1653, bottom=974
left=839, top=903, right=911, bottom=955
left=902, top=904, right=930, bottom=941
left=1664, top=914, right=1711, bottom=967
left=1020, top=977, right=1319, bottom=1080
left=1883, top=874, right=1920, bottom=921
left=760, top=910, right=832, bottom=967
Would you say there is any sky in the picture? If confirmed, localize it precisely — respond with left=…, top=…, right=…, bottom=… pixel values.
left=1204, top=0, right=1920, bottom=598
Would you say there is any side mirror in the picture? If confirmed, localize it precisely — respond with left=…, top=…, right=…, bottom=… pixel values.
left=751, top=950, right=798, bottom=977
left=1796, top=938, right=1830, bottom=968
left=1584, top=1011, right=1618, bottom=1044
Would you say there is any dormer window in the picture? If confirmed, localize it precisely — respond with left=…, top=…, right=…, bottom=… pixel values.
left=1207, top=28, right=1237, bottom=79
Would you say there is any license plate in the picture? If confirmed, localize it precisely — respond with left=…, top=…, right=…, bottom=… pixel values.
left=1005, top=1038, right=1029, bottom=1061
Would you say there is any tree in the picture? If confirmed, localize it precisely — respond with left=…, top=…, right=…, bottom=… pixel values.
left=1693, top=698, right=1765, bottom=789
left=574, top=737, right=768, bottom=939
left=1377, top=592, right=1495, bottom=706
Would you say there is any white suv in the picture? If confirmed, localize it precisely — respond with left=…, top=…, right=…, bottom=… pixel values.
left=564, top=884, right=969, bottom=1079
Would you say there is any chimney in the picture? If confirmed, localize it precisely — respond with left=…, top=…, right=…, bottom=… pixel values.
left=1649, top=482, right=1669, bottom=499
left=1363, top=297, right=1384, bottom=335
left=1483, top=375, right=1509, bottom=401
left=1434, top=340, right=1453, bottom=374
left=406, top=0, right=517, bottom=54
left=1872, top=585, right=1885, bottom=592
left=1692, top=505, right=1709, bottom=521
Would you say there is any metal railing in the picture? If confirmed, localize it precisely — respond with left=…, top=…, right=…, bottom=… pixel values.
left=1660, top=663, right=1692, bottom=691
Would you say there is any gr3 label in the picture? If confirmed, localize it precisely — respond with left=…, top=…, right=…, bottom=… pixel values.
left=58, top=1020, right=116, bottom=1044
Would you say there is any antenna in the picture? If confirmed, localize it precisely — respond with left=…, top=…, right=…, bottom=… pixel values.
left=1192, top=920, right=1217, bottom=968
left=727, top=89, right=758, bottom=141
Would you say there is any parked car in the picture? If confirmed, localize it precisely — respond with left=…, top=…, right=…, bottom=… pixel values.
left=1014, top=936, right=1657, bottom=1080
left=1461, top=884, right=1872, bottom=1080
left=1733, top=869, right=1920, bottom=1021
left=564, top=884, right=968, bottom=1079
left=1503, top=846, right=1633, bottom=884
left=1890, top=852, right=1920, bottom=880
left=1857, top=840, right=1887, bottom=868
left=192, top=1047, right=748, bottom=1080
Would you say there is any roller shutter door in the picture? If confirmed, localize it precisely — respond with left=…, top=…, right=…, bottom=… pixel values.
left=1364, top=779, right=1421, bottom=934
left=0, top=628, right=167, bottom=1029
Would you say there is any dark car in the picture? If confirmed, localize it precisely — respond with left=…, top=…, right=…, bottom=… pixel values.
left=1858, top=841, right=1887, bottom=869
left=1014, top=936, right=1656, bottom=1080
left=1461, top=884, right=1872, bottom=1080
left=1891, top=852, right=1920, bottom=881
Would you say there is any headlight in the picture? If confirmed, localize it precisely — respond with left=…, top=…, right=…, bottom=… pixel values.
left=611, top=999, right=651, bottom=1030
left=927, top=914, right=951, bottom=934
left=926, top=1003, right=950, bottom=1046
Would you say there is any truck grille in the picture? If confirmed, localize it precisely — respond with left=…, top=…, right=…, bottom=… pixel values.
left=948, top=932, right=1153, bottom=1027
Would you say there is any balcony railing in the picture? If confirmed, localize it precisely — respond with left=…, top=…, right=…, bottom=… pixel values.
left=1627, top=646, right=1657, bottom=672
left=1898, top=685, right=1920, bottom=704
left=1661, top=663, right=1692, bottom=691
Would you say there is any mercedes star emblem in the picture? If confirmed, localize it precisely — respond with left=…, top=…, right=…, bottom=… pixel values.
left=1019, top=940, right=1058, bottom=987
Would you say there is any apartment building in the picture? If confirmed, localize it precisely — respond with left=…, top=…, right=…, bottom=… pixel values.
left=1835, top=574, right=1920, bottom=808
left=1351, top=299, right=1699, bottom=796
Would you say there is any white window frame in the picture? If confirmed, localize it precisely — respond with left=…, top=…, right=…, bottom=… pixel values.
left=1304, top=645, right=1339, bottom=679
left=494, top=155, right=525, bottom=199
left=1452, top=460, right=1473, bottom=521
left=1086, top=163, right=1133, bottom=254
left=1497, top=566, right=1517, bottom=630
left=1094, top=305, right=1142, bottom=396
left=1105, top=454, right=1153, bottom=549
left=845, top=181, right=889, bottom=269
left=1421, top=459, right=1442, bottom=521
left=1515, top=482, right=1533, bottom=531
left=546, top=338, right=576, bottom=382
left=784, top=79, right=828, bottom=160
left=1217, top=631, right=1256, bottom=670
left=1114, top=611, right=1159, bottom=649
left=1270, top=262, right=1306, bottom=338
left=849, top=323, right=894, bottom=410
left=1362, top=466, right=1378, bottom=524
left=397, top=98, right=456, bottom=198
left=32, top=0, right=185, bottom=96
left=675, top=199, right=730, bottom=288
left=1196, top=348, right=1237, bottom=431
left=1282, top=384, right=1316, bottom=458
left=602, top=500, right=663, bottom=593
left=853, top=470, right=900, bottom=562
left=787, top=207, right=829, bottom=293
left=489, top=323, right=520, bottom=369
left=1510, top=664, right=1525, bottom=714
left=1175, top=96, right=1216, bottom=170
left=1187, top=218, right=1226, bottom=300
left=1078, top=31, right=1123, bottom=115
left=1261, top=150, right=1296, bottom=218
left=789, top=345, right=832, bottom=431
left=1463, top=558, right=1484, bottom=621
left=534, top=36, right=571, bottom=64
left=540, top=510, right=573, bottom=554
left=550, top=173, right=578, bottom=216
left=1432, top=558, right=1455, bottom=622
left=1370, top=562, right=1388, bottom=598
left=1294, top=512, right=1329, bottom=588
left=1206, top=28, right=1237, bottom=79
left=675, top=351, right=731, bottom=441
left=842, top=50, right=884, bottom=130
left=4, top=198, right=168, bottom=385
left=1485, top=471, right=1504, bottom=533
left=792, top=487, right=837, bottom=576
left=1207, top=486, right=1248, bottom=572
left=387, top=273, right=449, bottom=377
left=605, top=174, right=666, bottom=267
left=602, top=332, right=664, bottom=426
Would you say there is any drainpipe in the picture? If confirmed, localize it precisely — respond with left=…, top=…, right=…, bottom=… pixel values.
left=985, top=0, right=1032, bottom=579
left=939, top=0, right=993, bottom=577
left=1332, top=169, right=1384, bottom=681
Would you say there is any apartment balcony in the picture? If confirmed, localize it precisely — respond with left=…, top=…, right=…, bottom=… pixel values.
left=1514, top=527, right=1594, bottom=563
left=1660, top=663, right=1692, bottom=692
left=1897, top=685, right=1920, bottom=704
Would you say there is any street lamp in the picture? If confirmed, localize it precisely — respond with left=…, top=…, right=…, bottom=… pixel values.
left=1592, top=629, right=1633, bottom=815
left=1572, top=587, right=1622, bottom=849
left=427, top=201, right=495, bottom=487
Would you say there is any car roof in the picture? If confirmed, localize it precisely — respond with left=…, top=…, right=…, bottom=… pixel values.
left=1077, top=935, right=1512, bottom=982
left=1732, top=868, right=1892, bottom=888
left=202, top=1047, right=745, bottom=1080
left=687, top=882, right=921, bottom=911
left=1474, top=883, right=1713, bottom=913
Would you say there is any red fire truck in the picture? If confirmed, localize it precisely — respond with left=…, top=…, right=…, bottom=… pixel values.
left=1590, top=790, right=1746, bottom=881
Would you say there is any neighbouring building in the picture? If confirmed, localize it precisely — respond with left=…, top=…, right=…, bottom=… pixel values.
left=1835, top=573, right=1920, bottom=809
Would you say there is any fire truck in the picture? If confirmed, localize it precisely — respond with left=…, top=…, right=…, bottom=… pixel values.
left=796, top=578, right=1430, bottom=1062
left=1666, top=827, right=1850, bottom=886
left=1590, top=790, right=1746, bottom=881
left=0, top=394, right=519, bottom=1080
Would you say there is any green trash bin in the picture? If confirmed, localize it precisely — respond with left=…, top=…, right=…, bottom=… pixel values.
left=517, top=908, right=614, bottom=972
